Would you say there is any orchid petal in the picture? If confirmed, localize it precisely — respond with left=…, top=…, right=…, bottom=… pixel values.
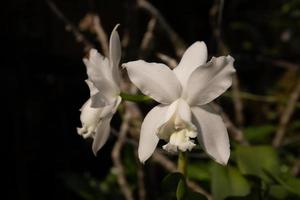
left=157, top=99, right=191, bottom=141
left=83, top=49, right=119, bottom=104
left=138, top=104, right=169, bottom=163
left=79, top=98, right=103, bottom=128
left=92, top=116, right=112, bottom=155
left=192, top=105, right=230, bottom=165
left=91, top=97, right=121, bottom=155
left=123, top=60, right=182, bottom=104
left=109, top=24, right=122, bottom=86
left=98, top=96, right=122, bottom=119
left=85, top=79, right=99, bottom=96
left=186, top=56, right=235, bottom=106
left=177, top=99, right=192, bottom=122
left=85, top=80, right=107, bottom=107
left=174, top=42, right=208, bottom=87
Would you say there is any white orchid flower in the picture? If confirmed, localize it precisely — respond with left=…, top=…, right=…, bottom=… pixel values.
left=123, top=42, right=235, bottom=165
left=77, top=25, right=122, bottom=155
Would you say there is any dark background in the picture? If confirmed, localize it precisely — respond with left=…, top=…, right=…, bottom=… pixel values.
left=3, top=0, right=299, bottom=199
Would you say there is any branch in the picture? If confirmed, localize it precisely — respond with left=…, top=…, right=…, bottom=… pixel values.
left=135, top=149, right=146, bottom=200
left=292, top=159, right=300, bottom=176
left=232, top=75, right=245, bottom=126
left=140, top=17, right=157, bottom=55
left=273, top=79, right=300, bottom=147
left=46, top=0, right=94, bottom=53
left=156, top=52, right=178, bottom=68
left=257, top=57, right=299, bottom=71
left=137, top=0, right=186, bottom=57
left=93, top=15, right=109, bottom=56
left=212, top=103, right=248, bottom=145
left=210, top=0, right=245, bottom=127
left=79, top=13, right=109, bottom=56
left=112, top=106, right=134, bottom=200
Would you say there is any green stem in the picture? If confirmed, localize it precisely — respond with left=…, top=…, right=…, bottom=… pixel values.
left=178, top=151, right=188, bottom=177
left=120, top=92, right=152, bottom=103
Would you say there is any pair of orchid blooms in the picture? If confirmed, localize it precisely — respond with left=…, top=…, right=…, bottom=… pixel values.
left=77, top=25, right=236, bottom=165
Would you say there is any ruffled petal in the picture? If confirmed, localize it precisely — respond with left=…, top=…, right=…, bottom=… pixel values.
left=78, top=98, right=103, bottom=138
left=186, top=56, right=235, bottom=106
left=173, top=42, right=208, bottom=87
left=191, top=105, right=230, bottom=165
left=138, top=104, right=169, bottom=163
left=123, top=60, right=182, bottom=104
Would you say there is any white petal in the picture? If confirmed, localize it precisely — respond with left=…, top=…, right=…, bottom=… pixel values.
left=109, top=24, right=122, bottom=86
left=173, top=42, right=208, bottom=87
left=98, top=96, right=121, bottom=118
left=191, top=105, right=230, bottom=165
left=83, top=49, right=119, bottom=103
left=90, top=92, right=108, bottom=108
left=92, top=116, right=112, bottom=155
left=177, top=99, right=192, bottom=122
left=85, top=79, right=99, bottom=96
left=85, top=80, right=107, bottom=107
left=84, top=49, right=111, bottom=81
left=186, top=56, right=236, bottom=106
left=79, top=98, right=103, bottom=129
left=123, top=60, right=182, bottom=104
left=91, top=97, right=121, bottom=155
left=157, top=99, right=192, bottom=140
left=138, top=104, right=169, bottom=163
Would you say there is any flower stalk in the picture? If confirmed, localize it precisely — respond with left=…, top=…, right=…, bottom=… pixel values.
left=178, top=151, right=187, bottom=177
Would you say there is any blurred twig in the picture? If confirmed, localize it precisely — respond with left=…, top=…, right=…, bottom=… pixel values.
left=135, top=149, right=146, bottom=200
left=152, top=151, right=213, bottom=200
left=46, top=0, right=94, bottom=53
left=156, top=53, right=178, bottom=68
left=79, top=13, right=109, bottom=56
left=140, top=17, right=156, bottom=55
left=292, top=159, right=300, bottom=176
left=137, top=0, right=186, bottom=57
left=112, top=106, right=134, bottom=200
left=92, top=15, right=109, bottom=56
left=211, top=0, right=245, bottom=127
left=273, top=79, right=300, bottom=147
left=258, top=57, right=299, bottom=71
left=212, top=103, right=248, bottom=145
left=224, top=91, right=300, bottom=108
left=232, top=76, right=245, bottom=126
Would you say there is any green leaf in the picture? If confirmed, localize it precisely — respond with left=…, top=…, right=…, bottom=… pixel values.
left=162, top=172, right=187, bottom=200
left=177, top=179, right=187, bottom=200
left=211, top=163, right=250, bottom=200
left=244, top=125, right=275, bottom=143
left=264, top=170, right=300, bottom=197
left=186, top=192, right=207, bottom=200
left=235, top=145, right=280, bottom=181
left=269, top=185, right=289, bottom=199
left=187, top=162, right=211, bottom=181
left=286, top=177, right=300, bottom=196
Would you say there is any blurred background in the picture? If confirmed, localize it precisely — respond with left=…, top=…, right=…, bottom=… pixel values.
left=3, top=0, right=300, bottom=199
